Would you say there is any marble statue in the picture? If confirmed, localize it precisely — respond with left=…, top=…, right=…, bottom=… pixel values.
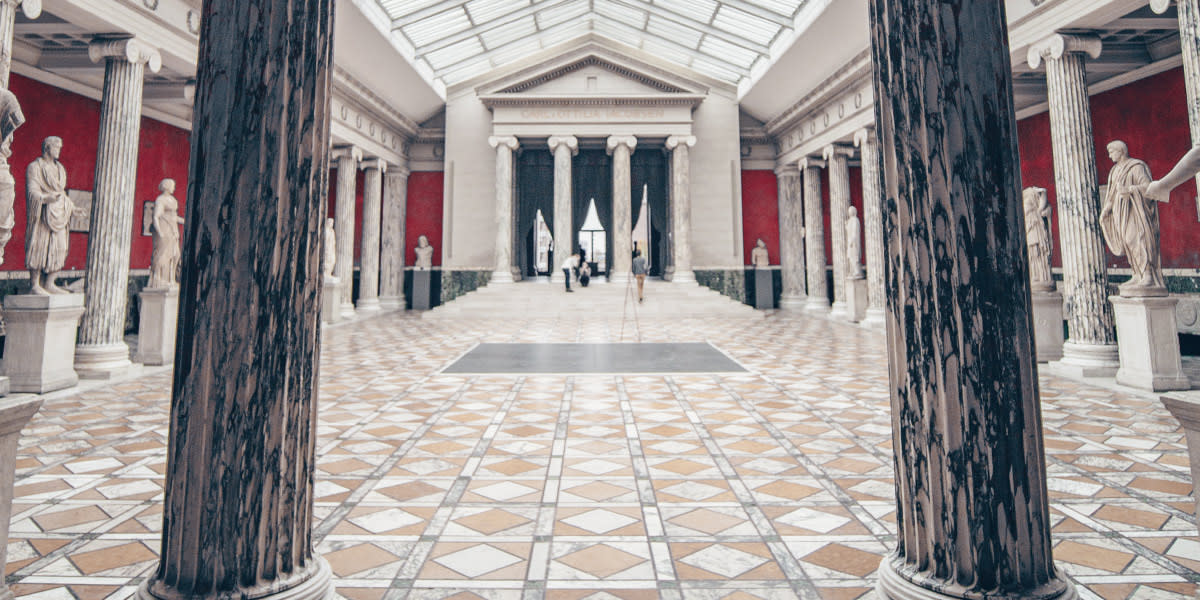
left=1146, top=144, right=1200, bottom=201
left=846, top=205, right=863, bottom=279
left=25, top=136, right=73, bottom=295
left=0, top=89, right=25, bottom=267
left=148, top=178, right=185, bottom=288
left=750, top=238, right=769, bottom=268
left=1100, top=140, right=1165, bottom=296
left=1022, top=187, right=1054, bottom=292
left=414, top=234, right=433, bottom=270
left=323, top=218, right=336, bottom=279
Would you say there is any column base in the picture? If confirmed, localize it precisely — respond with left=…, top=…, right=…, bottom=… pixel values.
left=805, top=297, right=831, bottom=313
left=1111, top=295, right=1190, bottom=392
left=1032, top=291, right=1065, bottom=363
left=2, top=294, right=84, bottom=394
left=339, top=302, right=356, bottom=320
left=671, top=270, right=695, bottom=283
left=609, top=272, right=630, bottom=285
left=779, top=295, right=807, bottom=310
left=877, top=556, right=1077, bottom=600
left=861, top=307, right=886, bottom=327
left=321, top=278, right=340, bottom=324
left=136, top=287, right=179, bottom=367
left=356, top=298, right=382, bottom=312
left=139, top=556, right=332, bottom=600
left=830, top=301, right=849, bottom=320
left=491, top=270, right=515, bottom=284
left=1055, top=341, right=1120, bottom=378
left=378, top=296, right=405, bottom=310
left=75, top=343, right=134, bottom=379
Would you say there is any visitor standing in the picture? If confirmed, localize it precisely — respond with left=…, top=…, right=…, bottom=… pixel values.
left=632, top=249, right=648, bottom=302
left=561, top=252, right=579, bottom=292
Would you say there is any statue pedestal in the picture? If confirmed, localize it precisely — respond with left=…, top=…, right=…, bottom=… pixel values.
left=846, top=277, right=868, bottom=322
left=3, top=294, right=84, bottom=393
left=753, top=269, right=774, bottom=310
left=1031, top=291, right=1064, bottom=363
left=412, top=269, right=433, bottom=311
left=1160, top=392, right=1200, bottom=521
left=136, top=288, right=179, bottom=366
left=0, top=396, right=42, bottom=600
left=321, top=277, right=340, bottom=324
left=1111, top=295, right=1190, bottom=391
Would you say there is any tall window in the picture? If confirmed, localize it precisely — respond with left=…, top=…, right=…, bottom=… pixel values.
left=578, top=198, right=606, bottom=274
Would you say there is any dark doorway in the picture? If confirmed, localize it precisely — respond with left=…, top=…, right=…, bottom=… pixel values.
left=631, top=147, right=669, bottom=276
left=573, top=149, right=613, bottom=276
left=515, top=148, right=554, bottom=278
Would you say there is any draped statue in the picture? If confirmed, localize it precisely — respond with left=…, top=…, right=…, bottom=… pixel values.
left=1099, top=141, right=1165, bottom=296
left=148, top=179, right=185, bottom=288
left=846, top=205, right=863, bottom=279
left=1022, top=187, right=1054, bottom=292
left=25, top=136, right=74, bottom=295
left=0, top=88, right=25, bottom=267
left=323, top=218, right=336, bottom=280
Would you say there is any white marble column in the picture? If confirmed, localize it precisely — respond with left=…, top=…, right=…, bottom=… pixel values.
left=75, top=37, right=162, bottom=379
left=1153, top=0, right=1200, bottom=193
left=666, top=135, right=696, bottom=283
left=824, top=144, right=853, bottom=319
left=379, top=167, right=408, bottom=309
left=776, top=165, right=806, bottom=308
left=801, top=157, right=829, bottom=312
left=1029, top=33, right=1119, bottom=375
left=0, top=0, right=41, bottom=87
left=855, top=128, right=886, bottom=325
left=608, top=135, right=637, bottom=283
left=488, top=136, right=519, bottom=284
left=356, top=158, right=385, bottom=312
left=332, top=145, right=361, bottom=319
left=548, top=135, right=578, bottom=284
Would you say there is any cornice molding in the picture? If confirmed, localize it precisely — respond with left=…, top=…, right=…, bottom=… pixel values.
left=765, top=49, right=872, bottom=136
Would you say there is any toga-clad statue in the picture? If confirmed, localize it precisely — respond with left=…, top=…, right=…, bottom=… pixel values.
left=1022, top=187, right=1054, bottom=292
left=846, top=205, right=864, bottom=279
left=750, top=238, right=769, bottom=268
left=25, top=136, right=74, bottom=295
left=414, top=234, right=433, bottom=270
left=1100, top=141, right=1165, bottom=296
left=0, top=88, right=25, bottom=267
left=323, top=218, right=336, bottom=280
left=148, top=178, right=185, bottom=288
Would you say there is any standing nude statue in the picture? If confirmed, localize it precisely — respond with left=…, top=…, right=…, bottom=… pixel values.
left=148, top=178, right=185, bottom=288
left=25, top=136, right=73, bottom=295
left=750, top=238, right=769, bottom=268
left=0, top=88, right=24, bottom=266
left=1099, top=141, right=1165, bottom=296
left=1023, top=187, right=1054, bottom=292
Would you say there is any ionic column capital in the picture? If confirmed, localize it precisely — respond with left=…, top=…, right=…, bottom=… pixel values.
left=88, top=36, right=162, bottom=73
left=798, top=156, right=826, bottom=171
left=665, top=135, right=696, bottom=150
left=387, top=165, right=411, bottom=179
left=360, top=158, right=387, bottom=173
left=331, top=145, right=362, bottom=164
left=547, top=135, right=578, bottom=155
left=822, top=143, right=855, bottom=162
left=774, top=164, right=800, bottom=176
left=853, top=127, right=876, bottom=148
left=1027, top=33, right=1102, bottom=69
left=488, top=135, right=519, bottom=151
left=606, top=135, right=637, bottom=154
left=2, top=0, right=41, bottom=18
left=1150, top=0, right=1172, bottom=13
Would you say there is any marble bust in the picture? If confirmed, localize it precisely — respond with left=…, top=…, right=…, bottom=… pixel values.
left=1022, top=187, right=1054, bottom=292
left=323, top=218, right=336, bottom=280
left=750, top=238, right=769, bottom=268
left=1099, top=140, right=1165, bottom=296
left=148, top=178, right=185, bottom=288
left=25, top=136, right=74, bottom=295
left=846, top=205, right=864, bottom=279
left=414, top=234, right=434, bottom=270
left=0, top=88, right=24, bottom=267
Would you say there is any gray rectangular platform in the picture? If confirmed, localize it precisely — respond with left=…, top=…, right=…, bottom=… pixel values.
left=444, top=343, right=746, bottom=374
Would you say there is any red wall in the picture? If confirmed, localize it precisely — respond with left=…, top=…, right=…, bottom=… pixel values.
left=741, top=170, right=779, bottom=264
left=406, top=171, right=444, bottom=267
left=1018, top=66, right=1200, bottom=270
left=8, top=73, right=191, bottom=272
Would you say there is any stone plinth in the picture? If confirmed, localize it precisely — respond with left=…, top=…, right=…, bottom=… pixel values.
left=753, top=269, right=773, bottom=310
left=321, top=276, right=340, bottom=324
left=136, top=287, right=178, bottom=366
left=1032, top=291, right=1065, bottom=363
left=846, top=277, right=867, bottom=323
left=0, top=395, right=42, bottom=600
left=3, top=294, right=84, bottom=393
left=1112, top=295, right=1190, bottom=391
left=1160, top=391, right=1200, bottom=520
left=412, top=270, right=433, bottom=311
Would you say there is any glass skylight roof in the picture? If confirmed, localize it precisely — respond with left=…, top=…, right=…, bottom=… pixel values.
left=375, top=0, right=814, bottom=94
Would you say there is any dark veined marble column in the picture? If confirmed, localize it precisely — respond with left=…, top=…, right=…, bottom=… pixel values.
left=869, top=2, right=1077, bottom=599
left=356, top=158, right=385, bottom=312
left=1028, top=33, right=1119, bottom=375
left=775, top=165, right=805, bottom=308
left=136, top=1, right=334, bottom=599
left=75, top=36, right=161, bottom=378
left=800, top=156, right=828, bottom=312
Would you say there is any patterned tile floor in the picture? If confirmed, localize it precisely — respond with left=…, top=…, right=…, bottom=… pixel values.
left=5, top=310, right=1200, bottom=600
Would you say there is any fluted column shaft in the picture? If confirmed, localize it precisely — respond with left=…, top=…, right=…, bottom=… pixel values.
left=489, top=136, right=519, bottom=284
left=1030, top=34, right=1118, bottom=370
left=667, top=135, right=696, bottom=282
left=357, top=159, right=384, bottom=311
left=776, top=167, right=805, bottom=307
left=608, top=135, right=637, bottom=282
left=825, top=145, right=852, bottom=317
left=856, top=129, right=886, bottom=323
left=1151, top=0, right=1200, bottom=192
left=333, top=147, right=360, bottom=317
left=0, top=0, right=38, bottom=87
left=138, top=1, right=334, bottom=599
left=548, top=135, right=577, bottom=283
left=76, top=37, right=160, bottom=377
left=869, top=2, right=1075, bottom=599
left=379, top=168, right=408, bottom=308
left=802, top=159, right=828, bottom=311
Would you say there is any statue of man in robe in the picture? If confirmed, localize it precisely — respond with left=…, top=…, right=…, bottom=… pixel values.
left=25, top=136, right=74, bottom=295
left=1023, top=187, right=1054, bottom=292
left=323, top=218, right=336, bottom=280
left=0, top=88, right=25, bottom=267
left=1099, top=141, right=1165, bottom=296
left=148, top=178, right=185, bottom=288
left=846, top=205, right=864, bottom=279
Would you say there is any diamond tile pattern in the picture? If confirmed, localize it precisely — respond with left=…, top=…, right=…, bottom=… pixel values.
left=4, top=311, right=1198, bottom=598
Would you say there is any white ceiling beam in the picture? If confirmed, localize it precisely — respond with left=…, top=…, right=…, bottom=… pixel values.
left=388, top=0, right=466, bottom=26
left=412, top=0, right=571, bottom=57
left=607, top=0, right=769, bottom=54
left=590, top=14, right=746, bottom=75
left=430, top=16, right=591, bottom=76
left=719, top=0, right=795, bottom=28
